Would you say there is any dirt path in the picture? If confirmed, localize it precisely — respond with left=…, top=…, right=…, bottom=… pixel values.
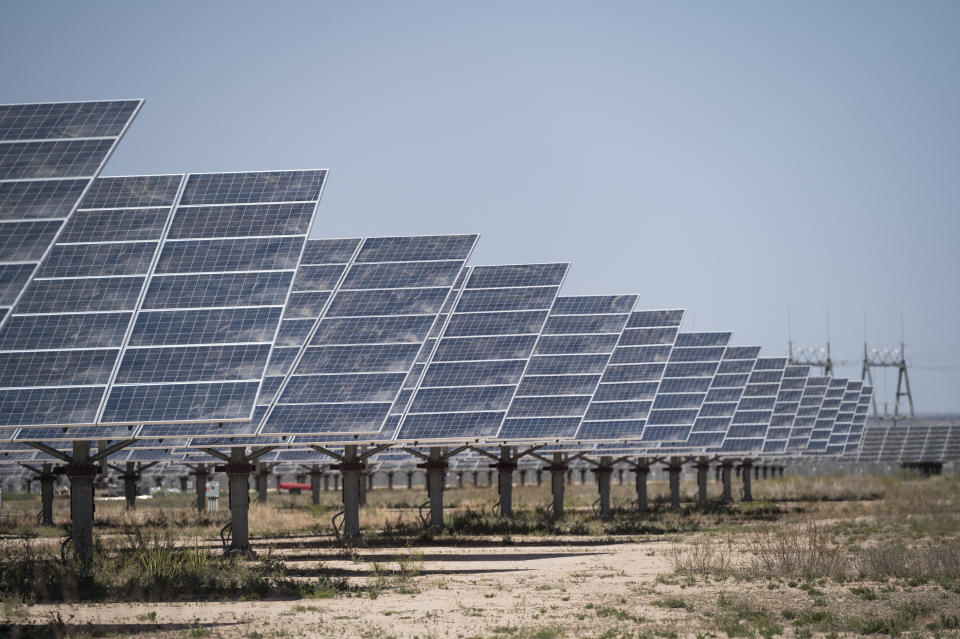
left=10, top=538, right=693, bottom=638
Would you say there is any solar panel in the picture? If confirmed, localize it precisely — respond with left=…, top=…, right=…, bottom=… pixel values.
left=259, top=235, right=479, bottom=437
left=825, top=380, right=863, bottom=455
left=643, top=331, right=731, bottom=443
left=787, top=375, right=829, bottom=451
left=763, top=364, right=811, bottom=453
left=495, top=295, right=637, bottom=441
left=805, top=377, right=848, bottom=453
left=1, top=170, right=326, bottom=432
left=878, top=424, right=907, bottom=461
left=719, top=357, right=788, bottom=453
left=137, top=237, right=361, bottom=439
left=574, top=310, right=685, bottom=441
left=0, top=100, right=141, bottom=325
left=389, top=263, right=569, bottom=442
left=679, top=345, right=761, bottom=449
left=845, top=384, right=872, bottom=455
left=945, top=424, right=960, bottom=461
left=857, top=423, right=885, bottom=462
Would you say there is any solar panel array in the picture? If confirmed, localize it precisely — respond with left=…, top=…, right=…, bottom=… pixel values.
left=857, top=423, right=960, bottom=463
left=1, top=169, right=326, bottom=435
left=1, top=98, right=937, bottom=470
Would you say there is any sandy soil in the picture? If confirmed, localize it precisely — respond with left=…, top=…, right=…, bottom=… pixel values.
left=8, top=536, right=697, bottom=638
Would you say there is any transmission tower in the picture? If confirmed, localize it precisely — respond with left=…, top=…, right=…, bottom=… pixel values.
left=861, top=342, right=914, bottom=419
left=789, top=341, right=834, bottom=376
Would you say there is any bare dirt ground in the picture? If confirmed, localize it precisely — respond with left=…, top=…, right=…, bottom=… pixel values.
left=3, top=474, right=960, bottom=638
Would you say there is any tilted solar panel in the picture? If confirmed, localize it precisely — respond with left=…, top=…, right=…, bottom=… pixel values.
left=644, top=332, right=732, bottom=443
left=763, top=364, right=811, bottom=453
left=1, top=170, right=326, bottom=431
left=787, top=375, right=829, bottom=452
left=574, top=310, right=685, bottom=441
left=137, top=237, right=361, bottom=439
left=495, top=295, right=637, bottom=441
left=806, top=377, right=848, bottom=453
left=682, top=345, right=760, bottom=449
left=390, top=263, right=569, bottom=442
left=0, top=100, right=142, bottom=325
left=826, top=380, right=863, bottom=455
left=259, top=235, right=479, bottom=437
left=845, top=384, right=872, bottom=455
left=719, top=357, right=787, bottom=453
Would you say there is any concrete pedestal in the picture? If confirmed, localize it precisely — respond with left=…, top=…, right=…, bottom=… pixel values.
left=193, top=465, right=209, bottom=513
left=721, top=461, right=734, bottom=503
left=633, top=462, right=650, bottom=512
left=494, top=447, right=516, bottom=517
left=695, top=458, right=710, bottom=506
left=66, top=442, right=97, bottom=564
left=223, top=448, right=254, bottom=555
left=741, top=460, right=754, bottom=502
left=422, top=448, right=447, bottom=530
left=309, top=465, right=322, bottom=505
left=667, top=457, right=682, bottom=510
left=39, top=463, right=55, bottom=526
left=594, top=457, right=613, bottom=519
left=339, top=446, right=363, bottom=540
left=548, top=453, right=567, bottom=518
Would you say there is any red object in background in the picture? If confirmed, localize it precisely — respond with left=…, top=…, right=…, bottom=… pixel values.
left=277, top=482, right=311, bottom=493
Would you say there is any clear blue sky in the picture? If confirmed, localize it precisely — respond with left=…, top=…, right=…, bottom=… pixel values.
left=3, top=2, right=958, bottom=413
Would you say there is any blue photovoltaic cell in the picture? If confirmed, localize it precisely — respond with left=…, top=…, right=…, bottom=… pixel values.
left=761, top=364, right=810, bottom=453
left=0, top=174, right=182, bottom=428
left=390, top=263, right=569, bottom=442
left=673, top=345, right=759, bottom=450
left=0, top=100, right=141, bottom=327
left=496, top=295, right=636, bottom=440
left=641, top=332, right=731, bottom=443
left=718, top=357, right=787, bottom=453
left=1, top=169, right=325, bottom=431
left=787, top=375, right=829, bottom=451
left=825, top=379, right=862, bottom=455
left=845, top=385, right=872, bottom=455
left=805, top=377, right=848, bottom=453
left=259, top=236, right=478, bottom=438
left=575, top=310, right=685, bottom=441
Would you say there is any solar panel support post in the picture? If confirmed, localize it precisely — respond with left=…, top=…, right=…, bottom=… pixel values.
left=720, top=460, right=734, bottom=503
left=494, top=446, right=517, bottom=518
left=421, top=448, right=447, bottom=530
left=308, top=465, right=322, bottom=505
left=740, top=459, right=754, bottom=502
left=547, top=453, right=568, bottom=518
left=179, top=476, right=188, bottom=492
left=191, top=464, right=209, bottom=513
left=631, top=459, right=651, bottom=513
left=338, top=445, right=363, bottom=541
left=594, top=457, right=614, bottom=519
left=38, top=463, right=55, bottom=526
left=694, top=457, right=710, bottom=507
left=387, top=472, right=395, bottom=490
left=223, top=448, right=255, bottom=557
left=666, top=457, right=683, bottom=510
left=472, top=471, right=479, bottom=487
left=66, top=441, right=97, bottom=565
left=123, top=462, right=139, bottom=510
left=406, top=471, right=414, bottom=489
